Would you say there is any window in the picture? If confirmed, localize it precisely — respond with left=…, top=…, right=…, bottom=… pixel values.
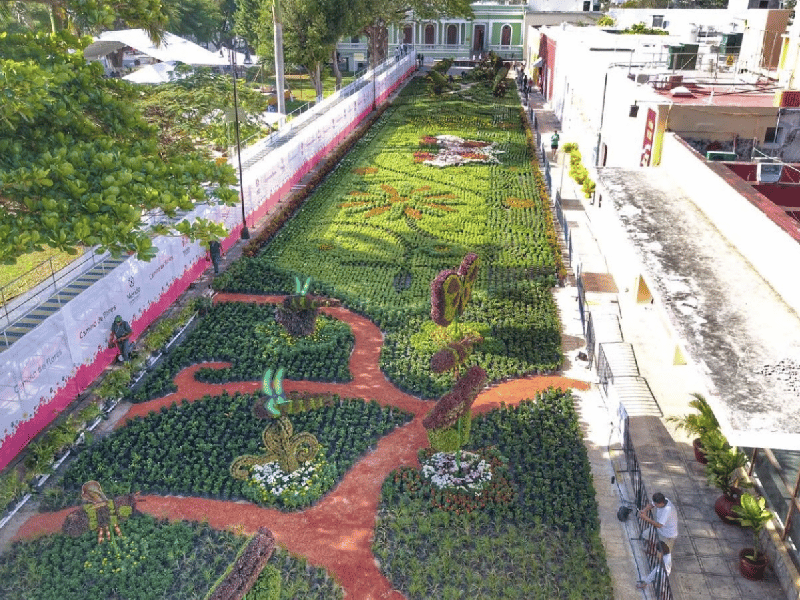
left=447, top=24, right=458, bottom=46
left=764, top=127, right=784, bottom=144
left=652, top=15, right=664, bottom=28
left=583, top=1, right=590, bottom=10
left=501, top=25, right=512, bottom=46
left=425, top=24, right=435, bottom=45
left=403, top=26, right=413, bottom=45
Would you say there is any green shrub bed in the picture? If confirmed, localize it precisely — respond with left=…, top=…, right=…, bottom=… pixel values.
left=0, top=514, right=344, bottom=600
left=125, top=302, right=354, bottom=403
left=215, top=78, right=563, bottom=397
left=245, top=547, right=344, bottom=599
left=374, top=389, right=612, bottom=598
left=0, top=514, right=242, bottom=600
left=45, top=394, right=412, bottom=510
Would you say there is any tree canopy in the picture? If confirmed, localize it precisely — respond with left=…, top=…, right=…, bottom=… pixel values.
left=236, top=0, right=355, bottom=99
left=0, top=32, right=239, bottom=264
left=2, top=0, right=168, bottom=40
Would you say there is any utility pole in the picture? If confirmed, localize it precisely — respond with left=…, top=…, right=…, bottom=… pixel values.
left=273, top=0, right=286, bottom=116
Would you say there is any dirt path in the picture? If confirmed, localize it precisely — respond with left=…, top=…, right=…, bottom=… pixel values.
left=15, top=294, right=589, bottom=599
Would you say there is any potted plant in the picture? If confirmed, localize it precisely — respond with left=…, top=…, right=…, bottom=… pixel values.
left=703, top=431, right=749, bottom=523
left=667, top=393, right=719, bottom=464
left=733, top=492, right=773, bottom=580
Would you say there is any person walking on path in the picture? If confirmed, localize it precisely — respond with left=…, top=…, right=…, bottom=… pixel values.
left=637, top=541, right=671, bottom=590
left=208, top=240, right=223, bottom=275
left=638, top=492, right=678, bottom=551
left=550, top=130, right=560, bottom=160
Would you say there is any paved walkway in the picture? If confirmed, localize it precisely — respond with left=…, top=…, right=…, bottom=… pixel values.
left=526, top=88, right=788, bottom=600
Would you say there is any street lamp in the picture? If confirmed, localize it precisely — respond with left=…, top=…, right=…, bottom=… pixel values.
left=229, top=41, right=250, bottom=240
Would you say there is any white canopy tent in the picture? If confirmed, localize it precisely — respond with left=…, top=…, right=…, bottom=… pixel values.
left=122, top=61, right=178, bottom=84
left=84, top=29, right=228, bottom=66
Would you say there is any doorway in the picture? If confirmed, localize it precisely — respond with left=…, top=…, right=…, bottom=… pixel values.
left=473, top=25, right=485, bottom=54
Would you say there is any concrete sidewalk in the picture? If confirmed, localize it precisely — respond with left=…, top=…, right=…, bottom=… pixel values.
left=526, top=87, right=788, bottom=600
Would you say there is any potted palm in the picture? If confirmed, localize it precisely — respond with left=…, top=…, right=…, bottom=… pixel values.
left=703, top=431, right=749, bottom=523
left=733, top=492, right=773, bottom=580
left=667, top=393, right=719, bottom=464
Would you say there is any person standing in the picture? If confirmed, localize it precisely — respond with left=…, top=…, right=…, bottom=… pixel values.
left=550, top=130, right=560, bottom=160
left=208, top=240, right=223, bottom=275
left=638, top=492, right=679, bottom=551
left=110, top=315, right=133, bottom=362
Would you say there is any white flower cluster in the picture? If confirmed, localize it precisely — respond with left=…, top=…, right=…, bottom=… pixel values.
left=250, top=460, right=318, bottom=497
left=421, top=451, right=493, bottom=492
left=423, top=135, right=503, bottom=168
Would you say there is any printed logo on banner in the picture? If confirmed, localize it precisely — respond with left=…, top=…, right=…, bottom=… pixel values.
left=126, top=275, right=141, bottom=304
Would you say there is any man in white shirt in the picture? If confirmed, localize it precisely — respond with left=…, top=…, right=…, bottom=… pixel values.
left=639, top=492, right=678, bottom=550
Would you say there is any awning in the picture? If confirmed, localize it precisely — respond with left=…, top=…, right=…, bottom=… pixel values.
left=84, top=29, right=228, bottom=66
left=530, top=58, right=544, bottom=68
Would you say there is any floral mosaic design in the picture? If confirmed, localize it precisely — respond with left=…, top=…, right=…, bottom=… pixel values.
left=415, top=135, right=502, bottom=168
left=341, top=183, right=458, bottom=222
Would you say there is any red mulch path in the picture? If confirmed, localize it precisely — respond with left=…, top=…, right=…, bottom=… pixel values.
left=15, top=293, right=590, bottom=600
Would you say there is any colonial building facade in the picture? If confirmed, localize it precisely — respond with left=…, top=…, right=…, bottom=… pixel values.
left=337, top=3, right=527, bottom=70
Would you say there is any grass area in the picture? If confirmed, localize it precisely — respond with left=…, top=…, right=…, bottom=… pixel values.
left=0, top=247, right=82, bottom=305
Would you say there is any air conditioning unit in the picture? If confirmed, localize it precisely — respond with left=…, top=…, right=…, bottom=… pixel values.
left=706, top=151, right=737, bottom=161
left=757, top=162, right=783, bottom=183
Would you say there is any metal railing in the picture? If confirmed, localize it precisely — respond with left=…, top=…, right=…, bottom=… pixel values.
left=623, top=423, right=674, bottom=600
left=1, top=249, right=115, bottom=329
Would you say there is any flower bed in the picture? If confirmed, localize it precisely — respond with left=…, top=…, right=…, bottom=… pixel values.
left=45, top=394, right=412, bottom=510
left=0, top=514, right=343, bottom=600
left=0, top=514, right=242, bottom=600
left=374, top=389, right=612, bottom=598
left=126, top=302, right=354, bottom=403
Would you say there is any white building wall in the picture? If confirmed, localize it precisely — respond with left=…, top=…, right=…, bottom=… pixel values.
left=607, top=8, right=744, bottom=37
left=528, top=0, right=588, bottom=11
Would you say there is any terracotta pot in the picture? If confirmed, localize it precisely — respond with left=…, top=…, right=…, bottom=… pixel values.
left=714, top=489, right=742, bottom=524
left=693, top=438, right=708, bottom=464
left=739, top=548, right=768, bottom=580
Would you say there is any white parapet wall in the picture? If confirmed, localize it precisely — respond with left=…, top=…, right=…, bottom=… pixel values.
left=659, top=132, right=800, bottom=320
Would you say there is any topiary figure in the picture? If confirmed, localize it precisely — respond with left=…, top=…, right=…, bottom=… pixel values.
left=423, top=365, right=487, bottom=452
left=274, top=276, right=340, bottom=338
left=230, top=416, right=321, bottom=479
left=62, top=481, right=137, bottom=542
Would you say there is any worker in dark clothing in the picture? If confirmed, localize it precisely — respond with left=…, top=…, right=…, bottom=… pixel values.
left=110, top=315, right=133, bottom=362
left=208, top=240, right=223, bottom=275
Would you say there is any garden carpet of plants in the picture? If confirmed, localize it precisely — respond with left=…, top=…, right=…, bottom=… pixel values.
left=14, top=296, right=592, bottom=599
left=8, top=77, right=607, bottom=599
left=213, top=76, right=564, bottom=399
